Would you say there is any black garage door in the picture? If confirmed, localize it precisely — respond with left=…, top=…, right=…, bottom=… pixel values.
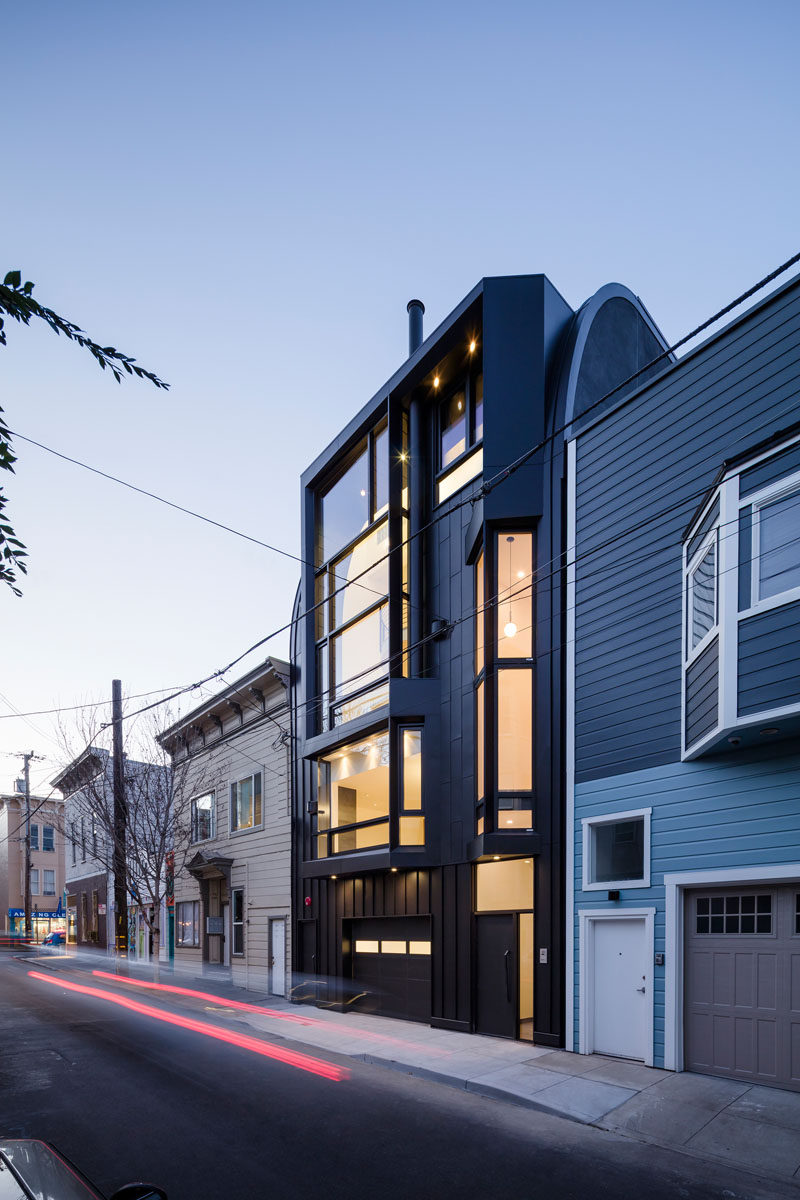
left=685, top=884, right=800, bottom=1091
left=349, top=917, right=431, bottom=1023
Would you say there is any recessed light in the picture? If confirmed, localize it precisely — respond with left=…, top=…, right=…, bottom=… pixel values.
left=492, top=855, right=500, bottom=861
left=390, top=867, right=398, bottom=873
left=469, top=339, right=476, bottom=353
left=330, top=875, right=337, bottom=880
left=433, top=375, right=440, bottom=388
left=759, top=727, right=780, bottom=736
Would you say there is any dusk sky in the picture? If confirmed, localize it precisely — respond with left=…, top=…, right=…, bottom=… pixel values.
left=2, top=0, right=798, bottom=792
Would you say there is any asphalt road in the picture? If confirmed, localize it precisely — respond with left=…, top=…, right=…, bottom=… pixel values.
left=0, top=954, right=791, bottom=1200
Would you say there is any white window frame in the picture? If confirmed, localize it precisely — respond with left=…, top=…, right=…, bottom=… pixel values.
left=43, top=869, right=56, bottom=896
left=683, top=525, right=719, bottom=667
left=42, top=825, right=55, bottom=853
left=190, top=791, right=216, bottom=844
left=176, top=899, right=200, bottom=947
left=746, top=468, right=800, bottom=615
left=30, top=868, right=40, bottom=895
left=581, top=807, right=651, bottom=892
left=229, top=771, right=263, bottom=835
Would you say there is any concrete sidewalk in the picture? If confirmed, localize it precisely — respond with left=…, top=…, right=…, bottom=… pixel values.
left=216, top=988, right=800, bottom=1187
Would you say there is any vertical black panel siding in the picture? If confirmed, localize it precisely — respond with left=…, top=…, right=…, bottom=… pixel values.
left=738, top=601, right=800, bottom=715
left=685, top=638, right=720, bottom=746
left=575, top=279, right=800, bottom=781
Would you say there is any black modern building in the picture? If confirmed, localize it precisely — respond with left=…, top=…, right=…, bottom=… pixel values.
left=291, top=274, right=667, bottom=1043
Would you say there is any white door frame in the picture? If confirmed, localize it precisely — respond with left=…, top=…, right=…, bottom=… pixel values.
left=578, top=908, right=655, bottom=1066
left=664, top=862, right=800, bottom=1072
left=270, top=917, right=286, bottom=996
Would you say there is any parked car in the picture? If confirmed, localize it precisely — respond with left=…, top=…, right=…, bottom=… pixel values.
left=41, top=931, right=66, bottom=946
left=0, top=1140, right=166, bottom=1200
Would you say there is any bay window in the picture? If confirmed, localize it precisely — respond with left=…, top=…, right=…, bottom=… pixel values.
left=315, top=730, right=390, bottom=857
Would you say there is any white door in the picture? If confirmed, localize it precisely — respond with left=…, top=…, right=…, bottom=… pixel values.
left=270, top=919, right=286, bottom=996
left=592, top=918, right=647, bottom=1060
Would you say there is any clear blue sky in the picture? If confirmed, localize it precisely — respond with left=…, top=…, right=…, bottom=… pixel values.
left=2, top=0, right=799, bottom=790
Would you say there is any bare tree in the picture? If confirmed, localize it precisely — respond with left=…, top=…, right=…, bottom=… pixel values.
left=55, top=705, right=203, bottom=982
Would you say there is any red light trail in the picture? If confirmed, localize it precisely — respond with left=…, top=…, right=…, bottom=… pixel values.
left=27, top=971, right=348, bottom=1082
left=90, top=971, right=314, bottom=1023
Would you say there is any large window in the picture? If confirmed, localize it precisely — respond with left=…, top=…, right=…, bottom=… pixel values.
left=191, top=792, right=215, bottom=843
left=474, top=531, right=534, bottom=836
left=230, top=772, right=262, bottom=833
left=315, top=730, right=390, bottom=857
left=176, top=900, right=200, bottom=947
left=399, top=727, right=424, bottom=846
left=315, top=420, right=391, bottom=732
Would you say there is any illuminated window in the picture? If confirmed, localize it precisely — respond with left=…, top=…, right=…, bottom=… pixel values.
left=230, top=773, right=262, bottom=833
left=315, top=730, right=390, bottom=858
left=176, top=900, right=200, bottom=947
left=381, top=941, right=407, bottom=954
left=355, top=940, right=380, bottom=953
left=436, top=370, right=484, bottom=505
left=497, top=533, right=533, bottom=659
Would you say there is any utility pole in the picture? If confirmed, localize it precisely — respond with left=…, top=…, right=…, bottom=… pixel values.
left=111, top=680, right=128, bottom=959
left=22, top=751, right=34, bottom=941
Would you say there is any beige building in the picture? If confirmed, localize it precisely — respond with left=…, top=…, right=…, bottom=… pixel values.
left=0, top=789, right=67, bottom=939
left=159, top=659, right=291, bottom=993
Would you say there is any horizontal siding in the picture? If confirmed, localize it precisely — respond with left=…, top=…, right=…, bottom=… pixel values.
left=574, top=276, right=800, bottom=779
left=740, top=439, right=800, bottom=497
left=685, top=637, right=719, bottom=747
left=738, top=601, right=800, bottom=714
left=571, top=747, right=800, bottom=1062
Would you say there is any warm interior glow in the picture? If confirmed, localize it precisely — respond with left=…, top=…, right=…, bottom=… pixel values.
left=381, top=941, right=407, bottom=954
left=433, top=375, right=440, bottom=387
left=355, top=940, right=379, bottom=954
left=469, top=339, right=477, bottom=353
left=437, top=447, right=483, bottom=504
left=504, top=621, right=518, bottom=639
left=409, top=941, right=431, bottom=955
left=476, top=858, right=534, bottom=912
left=497, top=531, right=533, bottom=658
left=497, top=670, right=533, bottom=791
left=399, top=815, right=425, bottom=845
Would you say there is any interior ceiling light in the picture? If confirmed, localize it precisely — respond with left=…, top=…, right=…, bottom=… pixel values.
left=469, top=339, right=477, bottom=353
left=492, top=855, right=500, bottom=861
left=433, top=375, right=440, bottom=388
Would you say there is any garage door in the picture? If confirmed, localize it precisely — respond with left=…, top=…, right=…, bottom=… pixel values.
left=350, top=917, right=431, bottom=1023
left=684, top=885, right=800, bottom=1091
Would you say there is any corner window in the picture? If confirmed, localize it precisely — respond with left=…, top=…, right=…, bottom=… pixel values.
left=399, top=727, right=424, bottom=846
left=232, top=888, right=245, bottom=955
left=191, top=792, right=215, bottom=843
left=581, top=809, right=651, bottom=891
left=314, top=729, right=389, bottom=858
left=42, top=826, right=55, bottom=852
left=176, top=900, right=200, bottom=947
left=230, top=772, right=262, bottom=833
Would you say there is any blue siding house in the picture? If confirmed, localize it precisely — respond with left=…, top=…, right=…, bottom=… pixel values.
left=567, top=271, right=800, bottom=1091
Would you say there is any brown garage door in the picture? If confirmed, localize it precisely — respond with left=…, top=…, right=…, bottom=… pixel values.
left=684, top=884, right=800, bottom=1091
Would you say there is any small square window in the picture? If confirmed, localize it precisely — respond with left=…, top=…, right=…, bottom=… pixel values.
left=582, top=810, right=650, bottom=891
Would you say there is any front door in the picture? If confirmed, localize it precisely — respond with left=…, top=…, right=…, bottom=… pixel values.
left=592, top=917, right=647, bottom=1060
left=476, top=914, right=517, bottom=1038
left=270, top=919, right=286, bottom=996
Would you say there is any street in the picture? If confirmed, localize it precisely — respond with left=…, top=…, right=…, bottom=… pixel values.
left=0, top=954, right=794, bottom=1200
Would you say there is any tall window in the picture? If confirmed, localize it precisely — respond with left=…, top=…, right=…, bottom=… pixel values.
left=315, top=421, right=391, bottom=731
left=474, top=531, right=534, bottom=835
left=437, top=372, right=484, bottom=505
left=399, top=727, right=424, bottom=846
left=232, top=888, right=245, bottom=955
left=753, top=485, right=800, bottom=602
left=70, top=821, right=77, bottom=865
left=30, top=824, right=39, bottom=851
left=230, top=773, right=262, bottom=833
left=30, top=868, right=39, bottom=895
left=191, top=793, right=215, bottom=842
left=315, top=730, right=390, bottom=857
left=42, top=826, right=55, bottom=852
left=43, top=869, right=56, bottom=896
left=685, top=529, right=718, bottom=657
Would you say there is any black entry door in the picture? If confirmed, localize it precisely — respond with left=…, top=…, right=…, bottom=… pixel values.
left=476, top=914, right=517, bottom=1038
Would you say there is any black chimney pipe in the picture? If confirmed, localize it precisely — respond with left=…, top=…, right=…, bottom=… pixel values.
left=407, top=299, right=425, bottom=356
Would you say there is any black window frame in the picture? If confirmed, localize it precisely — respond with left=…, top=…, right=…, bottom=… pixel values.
left=231, top=888, right=245, bottom=956
left=436, top=370, right=483, bottom=478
